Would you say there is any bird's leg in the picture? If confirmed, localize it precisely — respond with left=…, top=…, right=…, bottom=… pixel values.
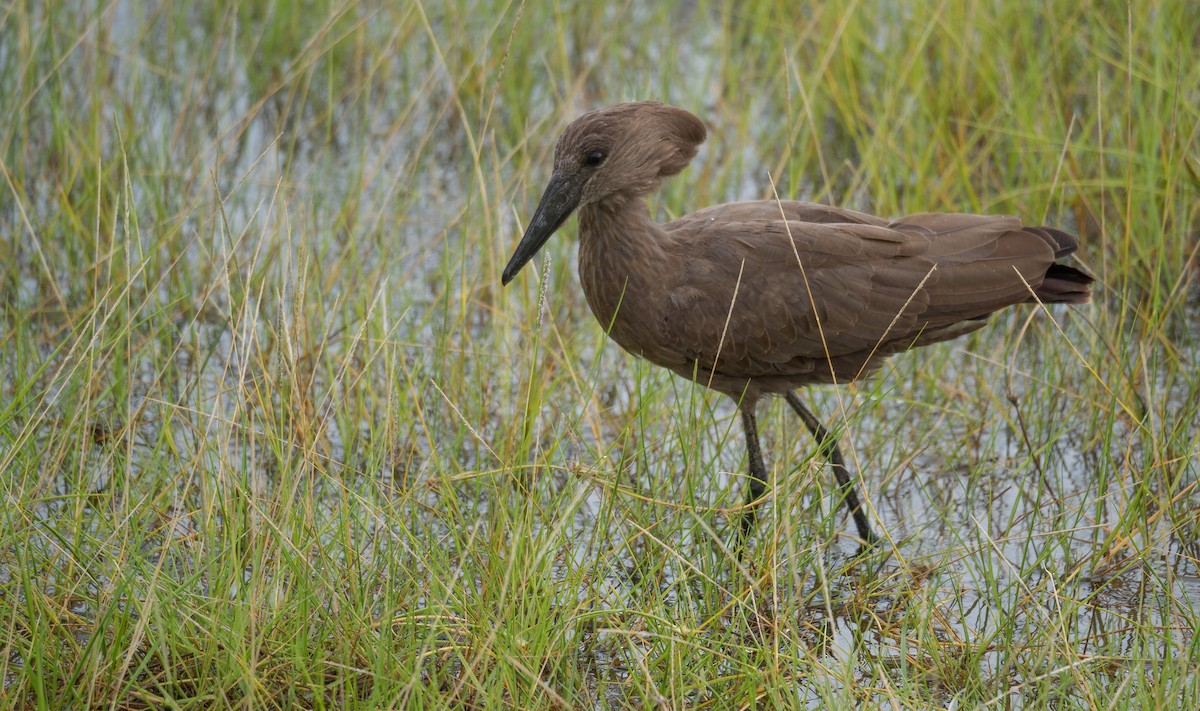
left=784, top=391, right=878, bottom=546
left=738, top=405, right=769, bottom=546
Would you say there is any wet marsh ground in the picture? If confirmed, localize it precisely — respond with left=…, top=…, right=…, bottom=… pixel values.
left=2, top=0, right=1199, bottom=708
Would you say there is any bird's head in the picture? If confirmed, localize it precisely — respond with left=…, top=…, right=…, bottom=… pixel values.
left=501, top=102, right=707, bottom=285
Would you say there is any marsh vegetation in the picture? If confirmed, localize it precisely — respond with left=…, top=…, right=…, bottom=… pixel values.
left=2, top=0, right=1198, bottom=707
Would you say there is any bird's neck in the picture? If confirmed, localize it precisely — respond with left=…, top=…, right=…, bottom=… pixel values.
left=576, top=196, right=668, bottom=344
left=578, top=194, right=657, bottom=240
left=577, top=196, right=668, bottom=277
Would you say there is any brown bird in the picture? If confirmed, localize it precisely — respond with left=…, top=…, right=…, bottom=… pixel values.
left=502, top=101, right=1092, bottom=547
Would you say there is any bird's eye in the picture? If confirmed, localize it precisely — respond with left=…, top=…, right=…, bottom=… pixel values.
left=583, top=150, right=606, bottom=167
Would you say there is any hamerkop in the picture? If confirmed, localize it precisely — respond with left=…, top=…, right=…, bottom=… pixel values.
left=502, top=102, right=1092, bottom=547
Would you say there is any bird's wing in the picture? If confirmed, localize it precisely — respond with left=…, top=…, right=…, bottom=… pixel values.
left=657, top=203, right=1056, bottom=379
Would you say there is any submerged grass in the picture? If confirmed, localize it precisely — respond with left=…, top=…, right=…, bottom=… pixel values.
left=2, top=0, right=1198, bottom=707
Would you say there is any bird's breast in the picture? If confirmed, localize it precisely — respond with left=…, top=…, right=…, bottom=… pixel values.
left=578, top=247, right=655, bottom=354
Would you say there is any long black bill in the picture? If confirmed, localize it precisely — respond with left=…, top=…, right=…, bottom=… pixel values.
left=501, top=172, right=584, bottom=285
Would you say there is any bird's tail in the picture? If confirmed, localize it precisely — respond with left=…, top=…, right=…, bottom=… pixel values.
left=1026, top=226, right=1094, bottom=304
left=1035, top=264, right=1094, bottom=304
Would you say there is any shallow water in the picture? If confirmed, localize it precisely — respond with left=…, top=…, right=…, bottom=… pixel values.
left=4, top=1, right=1199, bottom=705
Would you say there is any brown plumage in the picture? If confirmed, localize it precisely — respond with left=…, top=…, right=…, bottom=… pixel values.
left=502, top=101, right=1092, bottom=547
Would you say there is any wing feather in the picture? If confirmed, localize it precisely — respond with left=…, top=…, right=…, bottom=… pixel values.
left=654, top=202, right=1059, bottom=381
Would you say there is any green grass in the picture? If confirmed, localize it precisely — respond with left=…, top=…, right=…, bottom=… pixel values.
left=2, top=0, right=1198, bottom=708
